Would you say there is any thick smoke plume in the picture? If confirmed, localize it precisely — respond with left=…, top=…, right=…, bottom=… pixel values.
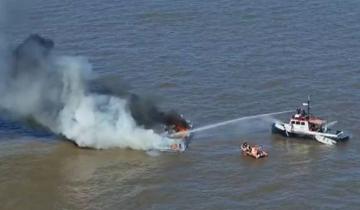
left=91, top=75, right=191, bottom=130
left=0, top=34, right=186, bottom=150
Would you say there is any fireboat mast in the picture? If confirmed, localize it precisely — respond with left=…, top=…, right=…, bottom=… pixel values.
left=307, top=95, right=310, bottom=118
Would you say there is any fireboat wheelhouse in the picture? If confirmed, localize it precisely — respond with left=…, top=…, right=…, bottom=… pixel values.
left=272, top=97, right=349, bottom=145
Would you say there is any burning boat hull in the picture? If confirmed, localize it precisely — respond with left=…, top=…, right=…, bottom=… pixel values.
left=158, top=114, right=193, bottom=152
left=157, top=138, right=188, bottom=152
left=157, top=129, right=192, bottom=152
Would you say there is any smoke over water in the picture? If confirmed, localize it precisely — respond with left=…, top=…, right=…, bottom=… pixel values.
left=0, top=34, right=178, bottom=150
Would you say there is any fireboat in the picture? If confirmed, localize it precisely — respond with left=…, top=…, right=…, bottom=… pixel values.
left=272, top=97, right=349, bottom=145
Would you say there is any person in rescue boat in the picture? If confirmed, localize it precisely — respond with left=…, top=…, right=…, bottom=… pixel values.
left=301, top=109, right=306, bottom=116
left=241, top=142, right=268, bottom=159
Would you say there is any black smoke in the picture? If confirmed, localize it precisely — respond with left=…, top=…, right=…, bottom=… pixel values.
left=3, top=34, right=191, bottom=133
left=12, top=34, right=54, bottom=78
left=93, top=80, right=192, bottom=130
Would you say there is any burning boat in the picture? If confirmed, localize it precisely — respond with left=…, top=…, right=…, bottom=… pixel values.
left=159, top=113, right=193, bottom=152
left=123, top=95, right=193, bottom=152
left=272, top=97, right=349, bottom=145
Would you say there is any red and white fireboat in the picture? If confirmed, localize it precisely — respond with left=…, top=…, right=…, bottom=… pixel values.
left=272, top=97, right=349, bottom=145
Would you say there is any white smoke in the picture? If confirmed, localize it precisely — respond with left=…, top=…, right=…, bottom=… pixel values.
left=56, top=56, right=165, bottom=150
left=0, top=35, right=168, bottom=151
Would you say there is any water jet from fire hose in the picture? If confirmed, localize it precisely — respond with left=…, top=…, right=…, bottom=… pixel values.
left=171, top=110, right=292, bottom=137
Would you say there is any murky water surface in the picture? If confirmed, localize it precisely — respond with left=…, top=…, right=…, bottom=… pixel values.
left=1, top=0, right=359, bottom=209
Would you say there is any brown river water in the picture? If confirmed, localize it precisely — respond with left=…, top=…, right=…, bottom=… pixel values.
left=0, top=0, right=359, bottom=209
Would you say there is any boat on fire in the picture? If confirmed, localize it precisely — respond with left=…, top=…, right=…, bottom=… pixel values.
left=272, top=97, right=349, bottom=145
left=159, top=114, right=193, bottom=152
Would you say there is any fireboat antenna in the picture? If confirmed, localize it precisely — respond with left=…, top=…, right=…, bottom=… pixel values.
left=307, top=95, right=311, bottom=117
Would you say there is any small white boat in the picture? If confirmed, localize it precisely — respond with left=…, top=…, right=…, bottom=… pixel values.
left=272, top=97, right=349, bottom=145
left=156, top=137, right=188, bottom=152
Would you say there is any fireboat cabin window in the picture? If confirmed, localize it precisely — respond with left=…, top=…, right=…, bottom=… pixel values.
left=301, top=122, right=305, bottom=125
left=295, top=121, right=300, bottom=125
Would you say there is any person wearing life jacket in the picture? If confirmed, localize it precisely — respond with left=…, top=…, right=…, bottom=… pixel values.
left=241, top=142, right=268, bottom=159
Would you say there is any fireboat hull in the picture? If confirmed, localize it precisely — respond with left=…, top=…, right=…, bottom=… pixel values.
left=272, top=123, right=349, bottom=143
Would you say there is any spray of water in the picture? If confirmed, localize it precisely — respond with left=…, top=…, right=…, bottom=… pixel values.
left=172, top=110, right=292, bottom=137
